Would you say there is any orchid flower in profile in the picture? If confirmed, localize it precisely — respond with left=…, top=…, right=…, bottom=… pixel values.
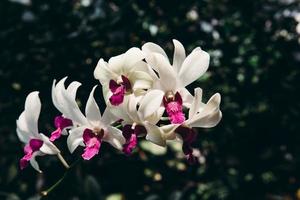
left=55, top=82, right=125, bottom=160
left=16, top=92, right=60, bottom=172
left=93, top=47, right=154, bottom=106
left=50, top=77, right=82, bottom=141
left=174, top=88, right=222, bottom=162
left=109, top=94, right=165, bottom=154
left=141, top=39, right=210, bottom=124
left=145, top=88, right=222, bottom=162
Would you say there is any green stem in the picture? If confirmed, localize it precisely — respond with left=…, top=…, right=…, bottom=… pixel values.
left=40, top=159, right=81, bottom=197
left=57, top=153, right=70, bottom=169
left=41, top=173, right=66, bottom=196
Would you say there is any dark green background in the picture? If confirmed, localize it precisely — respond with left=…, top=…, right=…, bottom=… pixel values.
left=1, top=0, right=300, bottom=199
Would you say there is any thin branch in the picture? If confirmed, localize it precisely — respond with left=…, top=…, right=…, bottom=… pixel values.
left=40, top=159, right=81, bottom=197
left=57, top=153, right=70, bottom=169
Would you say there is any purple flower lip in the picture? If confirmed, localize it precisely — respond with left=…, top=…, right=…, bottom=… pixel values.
left=176, top=126, right=197, bottom=144
left=122, top=124, right=146, bottom=155
left=163, top=92, right=185, bottom=124
left=109, top=75, right=132, bottom=106
left=50, top=115, right=73, bottom=142
left=81, top=128, right=105, bottom=160
left=20, top=139, right=43, bottom=170
left=175, top=126, right=198, bottom=164
left=122, top=134, right=137, bottom=155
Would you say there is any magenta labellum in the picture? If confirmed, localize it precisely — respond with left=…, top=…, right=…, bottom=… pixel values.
left=20, top=139, right=43, bottom=170
left=163, top=92, right=185, bottom=124
left=50, top=115, right=73, bottom=142
left=122, top=124, right=146, bottom=155
left=81, top=128, right=104, bottom=160
left=176, top=126, right=198, bottom=164
left=109, top=75, right=132, bottom=106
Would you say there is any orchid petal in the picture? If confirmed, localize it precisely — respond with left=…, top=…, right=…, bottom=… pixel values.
left=60, top=86, right=88, bottom=125
left=132, top=79, right=153, bottom=91
left=188, top=110, right=222, bottom=128
left=129, top=71, right=153, bottom=90
left=142, top=42, right=168, bottom=71
left=178, top=87, right=194, bottom=108
left=82, top=129, right=101, bottom=160
left=49, top=128, right=62, bottom=142
left=51, top=79, right=60, bottom=110
left=189, top=88, right=203, bottom=119
left=108, top=54, right=125, bottom=74
left=102, top=85, right=110, bottom=104
left=109, top=98, right=131, bottom=122
left=101, top=108, right=118, bottom=125
left=94, top=58, right=117, bottom=84
left=104, top=126, right=125, bottom=150
left=178, top=49, right=210, bottom=87
left=198, top=93, right=221, bottom=118
left=127, top=95, right=140, bottom=122
left=108, top=84, right=125, bottom=106
left=124, top=47, right=145, bottom=71
left=144, top=122, right=166, bottom=147
left=61, top=128, right=68, bottom=135
left=192, top=47, right=202, bottom=53
left=52, top=78, right=88, bottom=125
left=187, top=93, right=222, bottom=127
left=39, top=134, right=60, bottom=155
left=130, top=60, right=148, bottom=71
left=24, top=91, right=41, bottom=136
left=85, top=86, right=102, bottom=126
left=154, top=53, right=177, bottom=91
left=51, top=77, right=68, bottom=112
left=145, top=107, right=165, bottom=124
left=16, top=114, right=32, bottom=143
left=133, top=61, right=159, bottom=80
left=122, top=134, right=137, bottom=155
left=66, top=81, right=82, bottom=101
left=67, top=127, right=86, bottom=153
left=30, top=151, right=44, bottom=173
left=161, top=124, right=179, bottom=140
left=82, top=140, right=101, bottom=160
left=172, top=39, right=186, bottom=73
left=138, top=89, right=164, bottom=119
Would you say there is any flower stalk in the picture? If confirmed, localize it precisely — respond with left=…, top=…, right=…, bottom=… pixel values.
left=57, top=153, right=70, bottom=169
left=41, top=159, right=81, bottom=197
left=40, top=173, right=66, bottom=197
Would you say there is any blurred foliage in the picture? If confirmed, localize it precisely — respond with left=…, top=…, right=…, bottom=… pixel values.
left=1, top=0, right=300, bottom=199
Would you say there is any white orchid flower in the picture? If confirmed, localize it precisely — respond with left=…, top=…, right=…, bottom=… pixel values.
left=144, top=88, right=222, bottom=162
left=141, top=39, right=210, bottom=125
left=56, top=83, right=125, bottom=160
left=16, top=92, right=60, bottom=172
left=49, top=77, right=81, bottom=141
left=93, top=47, right=154, bottom=106
left=109, top=94, right=164, bottom=154
left=184, top=88, right=222, bottom=130
left=163, top=88, right=222, bottom=139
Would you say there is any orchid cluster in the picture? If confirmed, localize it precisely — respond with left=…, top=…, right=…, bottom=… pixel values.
left=16, top=40, right=222, bottom=173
